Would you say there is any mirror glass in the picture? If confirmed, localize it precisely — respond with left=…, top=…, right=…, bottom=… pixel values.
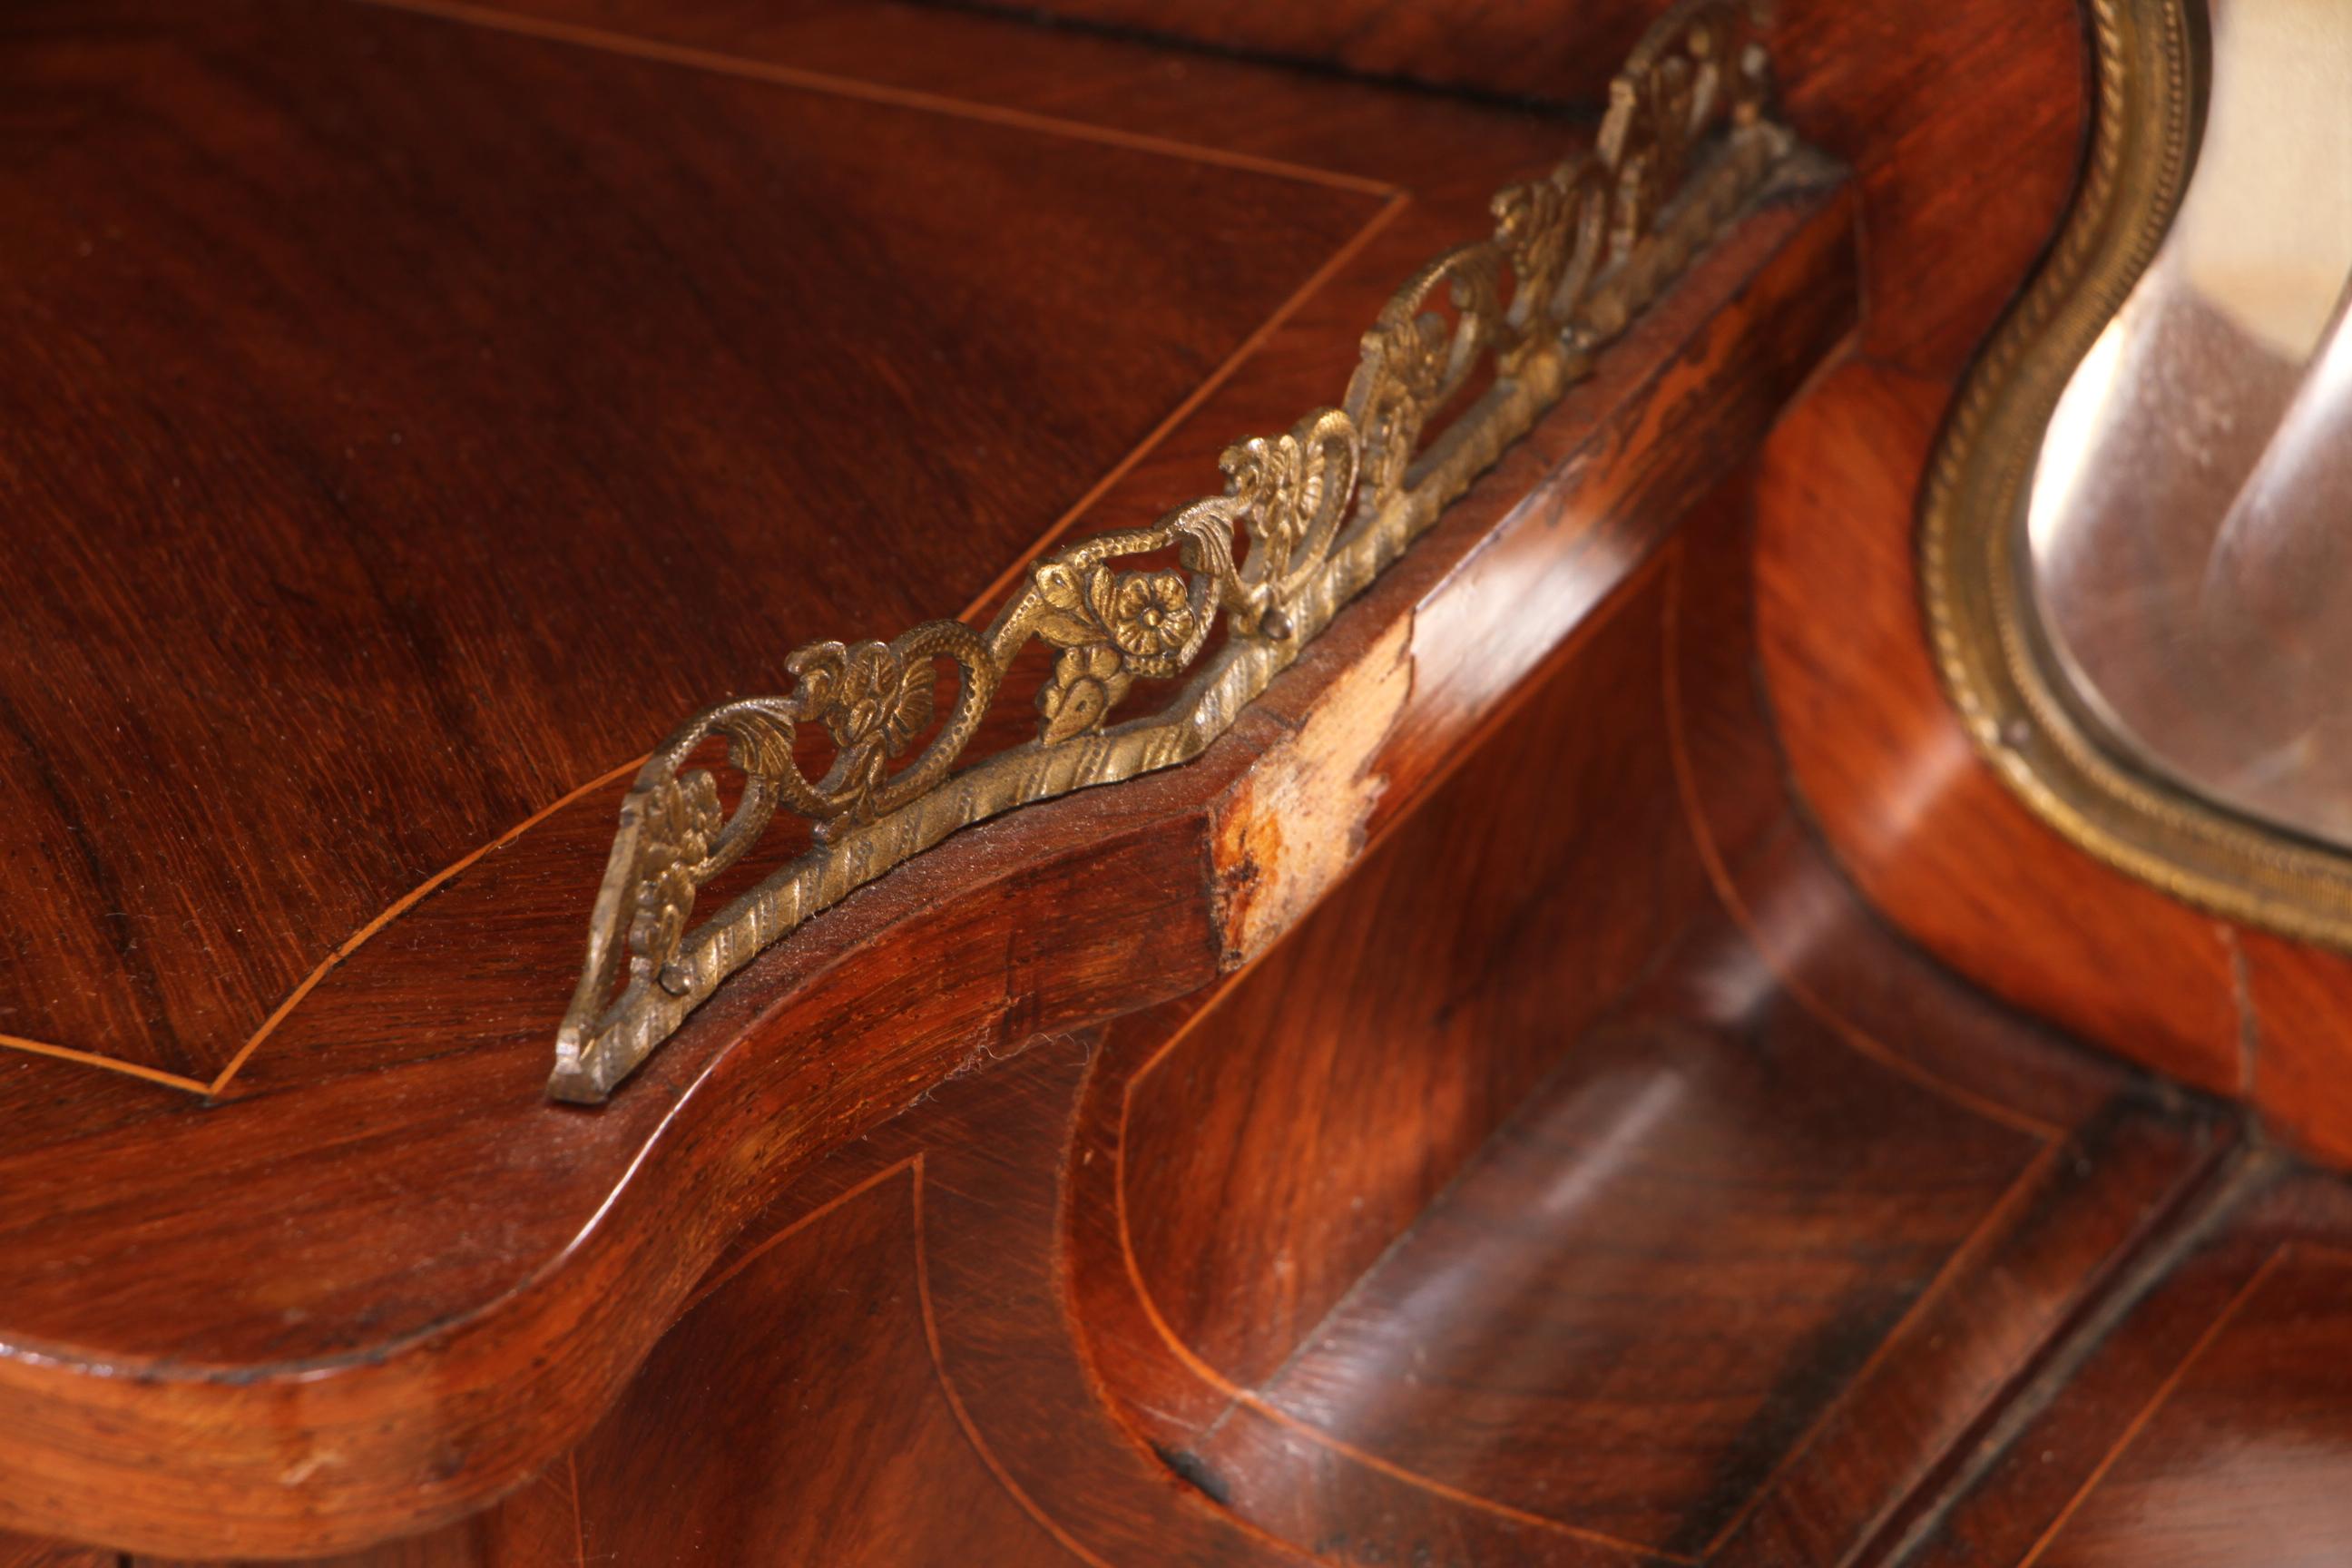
left=2024, top=0, right=2352, bottom=845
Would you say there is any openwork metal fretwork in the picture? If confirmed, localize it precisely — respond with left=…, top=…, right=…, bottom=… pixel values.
left=554, top=0, right=1796, bottom=1101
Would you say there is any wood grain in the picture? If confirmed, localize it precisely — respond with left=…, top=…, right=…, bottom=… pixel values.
left=336, top=501, right=2234, bottom=1568
left=1059, top=516, right=2226, bottom=1568
left=1120, top=548, right=1711, bottom=1406
left=17, top=2, right=2302, bottom=1562
left=2237, top=934, right=2352, bottom=1168
left=911, top=0, right=2352, bottom=1169
left=914, top=0, right=2277, bottom=1157
left=1735, top=0, right=2352, bottom=1160
left=569, top=1165, right=1074, bottom=1565
left=936, top=0, right=2082, bottom=377
left=0, top=107, right=1857, bottom=1558
left=1193, top=978, right=2046, bottom=1562
left=1903, top=1162, right=2352, bottom=1568
left=544, top=1032, right=1318, bottom=1568
left=2031, top=1243, right=2352, bottom=1567
left=0, top=1535, right=112, bottom=1568
left=952, top=0, right=1661, bottom=107
left=137, top=1462, right=577, bottom=1568
left=1751, top=362, right=2244, bottom=1096
left=0, top=0, right=1387, bottom=1080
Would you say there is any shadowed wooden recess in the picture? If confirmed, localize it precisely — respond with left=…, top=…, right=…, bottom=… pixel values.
left=1067, top=511, right=2230, bottom=1568
left=1893, top=1161, right=2352, bottom=1568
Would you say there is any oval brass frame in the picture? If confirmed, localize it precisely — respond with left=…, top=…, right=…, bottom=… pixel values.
left=1920, top=0, right=2352, bottom=946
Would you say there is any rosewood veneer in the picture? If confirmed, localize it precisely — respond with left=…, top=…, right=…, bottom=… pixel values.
left=11, top=1, right=2352, bottom=1565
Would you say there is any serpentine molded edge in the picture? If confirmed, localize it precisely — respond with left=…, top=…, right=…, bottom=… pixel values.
left=554, top=0, right=1800, bottom=1102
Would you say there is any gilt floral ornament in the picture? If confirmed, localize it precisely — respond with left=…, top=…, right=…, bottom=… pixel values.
left=1111, top=573, right=1196, bottom=658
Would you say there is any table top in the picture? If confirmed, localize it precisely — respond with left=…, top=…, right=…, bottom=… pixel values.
left=1, top=0, right=1400, bottom=1086
left=0, top=0, right=1678, bottom=1552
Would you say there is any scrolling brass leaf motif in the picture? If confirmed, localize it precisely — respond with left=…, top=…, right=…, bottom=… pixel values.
left=1038, top=642, right=1124, bottom=746
left=625, top=769, right=724, bottom=995
left=1032, top=553, right=1220, bottom=744
left=774, top=639, right=933, bottom=833
left=770, top=621, right=996, bottom=838
left=569, top=696, right=799, bottom=1015
left=1601, top=0, right=1769, bottom=261
left=554, top=0, right=1795, bottom=1101
left=1034, top=561, right=1133, bottom=745
left=1346, top=244, right=1506, bottom=509
left=1494, top=173, right=1573, bottom=334
left=1031, top=560, right=1112, bottom=648
left=1494, top=155, right=1612, bottom=369
left=1223, top=407, right=1358, bottom=639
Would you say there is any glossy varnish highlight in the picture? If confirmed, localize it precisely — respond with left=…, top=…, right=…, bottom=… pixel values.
left=0, top=0, right=1385, bottom=1080
left=334, top=516, right=2236, bottom=1568
left=1069, top=518, right=2229, bottom=1568
left=0, top=5, right=1861, bottom=1545
left=24, top=0, right=2352, bottom=1563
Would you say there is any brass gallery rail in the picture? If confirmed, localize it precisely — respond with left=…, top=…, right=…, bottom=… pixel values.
left=554, top=0, right=1801, bottom=1101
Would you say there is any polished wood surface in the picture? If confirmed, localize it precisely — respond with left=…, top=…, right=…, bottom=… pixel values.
left=1117, top=550, right=1712, bottom=1406
left=268, top=503, right=2232, bottom=1568
left=400, top=0, right=2076, bottom=383
left=879, top=0, right=2302, bottom=1162
left=0, top=9, right=1858, bottom=1543
left=1754, top=363, right=2245, bottom=1096
left=960, top=0, right=1661, bottom=106
left=1902, top=1160, right=2352, bottom=1568
left=2238, top=935, right=2352, bottom=1165
left=567, top=1165, right=1073, bottom=1564
left=1071, top=508, right=2229, bottom=1568
left=943, top=0, right=2081, bottom=377
left=21, top=0, right=2352, bottom=1562
left=0, top=1537, right=109, bottom=1568
left=0, top=0, right=1383, bottom=1082
left=1738, top=0, right=2352, bottom=1161
left=542, top=1033, right=1309, bottom=1568
left=1195, top=979, right=2046, bottom=1562
left=1751, top=279, right=2352, bottom=1151
left=942, top=0, right=2286, bottom=1163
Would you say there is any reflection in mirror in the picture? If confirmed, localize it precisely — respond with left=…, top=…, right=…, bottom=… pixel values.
left=2025, top=0, right=2352, bottom=845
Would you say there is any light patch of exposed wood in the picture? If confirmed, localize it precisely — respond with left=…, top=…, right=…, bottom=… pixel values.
left=1209, top=617, right=1413, bottom=968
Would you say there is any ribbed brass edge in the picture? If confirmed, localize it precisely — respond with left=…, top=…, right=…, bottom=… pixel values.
left=551, top=128, right=1813, bottom=1102
left=1920, top=0, right=2352, bottom=949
